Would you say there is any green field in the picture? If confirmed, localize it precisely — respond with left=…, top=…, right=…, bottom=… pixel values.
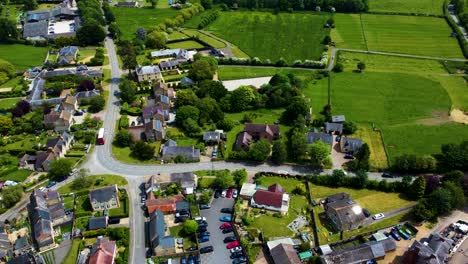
left=58, top=174, right=128, bottom=194
left=111, top=7, right=179, bottom=40
left=184, top=9, right=219, bottom=28
left=206, top=11, right=330, bottom=62
left=0, top=44, right=48, bottom=70
left=166, top=40, right=205, bottom=49
left=332, top=14, right=463, bottom=58
left=182, top=29, right=226, bottom=48
left=112, top=141, right=161, bottom=164
left=0, top=97, right=21, bottom=110
left=369, top=0, right=445, bottom=15
left=218, top=66, right=314, bottom=80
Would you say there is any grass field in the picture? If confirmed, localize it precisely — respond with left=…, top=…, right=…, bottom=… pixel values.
left=206, top=11, right=330, bottom=62
left=166, top=40, right=205, bottom=49
left=112, top=141, right=161, bottom=164
left=0, top=169, right=31, bottom=182
left=351, top=125, right=388, bottom=169
left=332, top=14, right=463, bottom=58
left=58, top=174, right=128, bottom=194
left=218, top=66, right=314, bottom=80
left=111, top=7, right=179, bottom=40
left=0, top=97, right=21, bottom=110
left=0, top=44, right=48, bottom=70
left=168, top=31, right=188, bottom=41
left=182, top=29, right=226, bottom=48
left=369, top=0, right=445, bottom=15
left=184, top=9, right=219, bottom=28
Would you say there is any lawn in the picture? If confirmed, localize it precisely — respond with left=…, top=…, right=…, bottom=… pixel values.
left=206, top=11, right=330, bottom=62
left=111, top=7, right=179, bottom=40
left=169, top=225, right=197, bottom=250
left=182, top=29, right=226, bottom=48
left=168, top=31, right=189, bottom=41
left=351, top=125, right=388, bottom=170
left=369, top=0, right=445, bottom=15
left=166, top=40, right=205, bottom=49
left=0, top=169, right=31, bottom=182
left=112, top=141, right=161, bottom=164
left=343, top=212, right=410, bottom=240
left=77, top=47, right=97, bottom=63
left=108, top=191, right=129, bottom=217
left=57, top=174, right=128, bottom=194
left=0, top=97, right=20, bottom=110
left=0, top=76, right=23, bottom=89
left=0, top=44, right=48, bottom=70
left=332, top=14, right=463, bottom=58
left=62, top=239, right=82, bottom=264
left=255, top=176, right=305, bottom=193
left=62, top=195, right=74, bottom=210
left=217, top=66, right=314, bottom=80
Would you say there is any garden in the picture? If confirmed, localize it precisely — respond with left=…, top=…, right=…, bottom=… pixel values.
left=0, top=44, right=48, bottom=70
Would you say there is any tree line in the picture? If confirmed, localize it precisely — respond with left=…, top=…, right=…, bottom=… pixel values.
left=215, top=0, right=368, bottom=13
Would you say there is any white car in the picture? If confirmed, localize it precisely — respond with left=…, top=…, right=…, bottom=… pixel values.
left=194, top=216, right=206, bottom=222
left=221, top=190, right=227, bottom=198
left=372, top=213, right=385, bottom=220
left=230, top=246, right=242, bottom=253
left=232, top=189, right=238, bottom=198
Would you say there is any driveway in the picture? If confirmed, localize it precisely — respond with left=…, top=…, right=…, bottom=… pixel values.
left=222, top=77, right=272, bottom=91
left=331, top=135, right=346, bottom=170
left=200, top=196, right=235, bottom=264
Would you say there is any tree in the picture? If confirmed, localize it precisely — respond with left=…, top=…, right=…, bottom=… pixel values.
left=88, top=96, right=105, bottom=113
left=342, top=121, right=357, bottom=134
left=12, top=100, right=31, bottom=117
left=196, top=80, right=228, bottom=100
left=349, top=143, right=370, bottom=171
left=196, top=97, right=223, bottom=125
left=189, top=60, right=215, bottom=81
left=333, top=63, right=344, bottom=72
left=136, top=27, right=146, bottom=40
left=213, top=170, right=234, bottom=189
left=411, top=199, right=434, bottom=222
left=182, top=118, right=202, bottom=137
left=0, top=18, right=18, bottom=41
left=176, top=105, right=200, bottom=125
left=2, top=185, right=23, bottom=208
left=108, top=23, right=121, bottom=39
left=130, top=140, right=155, bottom=160
left=230, top=86, right=256, bottom=112
left=322, top=35, right=331, bottom=44
left=281, top=96, right=308, bottom=125
left=269, top=74, right=290, bottom=86
left=232, top=169, right=247, bottom=186
left=71, top=168, right=93, bottom=190
left=353, top=170, right=368, bottom=189
left=118, top=41, right=137, bottom=73
left=249, top=139, right=271, bottom=162
left=23, top=0, right=38, bottom=10
left=330, top=170, right=346, bottom=187
left=438, top=141, right=468, bottom=171
left=0, top=115, right=12, bottom=135
left=216, top=119, right=234, bottom=132
left=114, top=131, right=132, bottom=147
left=175, top=90, right=199, bottom=107
left=408, top=176, right=426, bottom=200
left=119, top=79, right=137, bottom=104
left=148, top=0, right=158, bottom=8
left=183, top=220, right=198, bottom=235
left=200, top=0, right=212, bottom=9
left=309, top=140, right=330, bottom=167
left=166, top=183, right=181, bottom=195
left=288, top=128, right=307, bottom=161
left=442, top=170, right=464, bottom=183
left=77, top=19, right=106, bottom=45
left=48, top=159, right=73, bottom=180
left=146, top=31, right=167, bottom=49
left=78, top=80, right=95, bottom=92
left=442, top=181, right=466, bottom=209
left=357, top=62, right=366, bottom=72
left=272, top=140, right=287, bottom=164
left=430, top=188, right=452, bottom=215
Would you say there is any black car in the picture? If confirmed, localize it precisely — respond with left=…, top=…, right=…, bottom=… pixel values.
left=198, top=226, right=207, bottom=233
left=214, top=189, right=222, bottom=198
left=382, top=172, right=394, bottom=178
left=232, top=256, right=247, bottom=264
left=108, top=217, right=120, bottom=224
left=222, top=227, right=234, bottom=234
left=200, top=246, right=214, bottom=254
left=187, top=246, right=197, bottom=251
left=195, top=254, right=201, bottom=264
left=363, top=209, right=371, bottom=218
left=221, top=208, right=233, bottom=214
left=199, top=204, right=211, bottom=210
left=198, top=222, right=208, bottom=228
left=223, top=236, right=237, bottom=243
left=344, top=154, right=354, bottom=159
left=231, top=251, right=245, bottom=259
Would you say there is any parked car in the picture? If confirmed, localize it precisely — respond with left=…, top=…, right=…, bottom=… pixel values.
left=372, top=213, right=385, bottom=220
left=141, top=196, right=146, bottom=204
left=311, top=200, right=318, bottom=206
left=187, top=255, right=195, bottom=264
left=195, top=254, right=201, bottom=264
left=214, top=190, right=222, bottom=198
left=180, top=256, right=187, bottom=264
left=46, top=181, right=57, bottom=188
left=39, top=187, right=47, bottom=192
left=222, top=190, right=227, bottom=197
left=108, top=217, right=120, bottom=224
left=363, top=209, right=371, bottom=218
left=198, top=226, right=207, bottom=232
left=220, top=216, right=232, bottom=222
left=199, top=236, right=209, bottom=243
left=232, top=189, right=238, bottom=198
left=221, top=208, right=233, bottom=214
left=231, top=251, right=245, bottom=259
left=198, top=222, right=208, bottom=228
left=199, top=204, right=211, bottom=210
left=74, top=110, right=83, bottom=116
left=390, top=229, right=402, bottom=241
left=194, top=216, right=207, bottom=222
left=232, top=256, right=247, bottom=264
left=227, top=241, right=240, bottom=249
left=382, top=172, right=395, bottom=178
left=230, top=246, right=242, bottom=253
left=197, top=231, right=210, bottom=237
left=222, top=227, right=234, bottom=234
left=223, top=236, right=237, bottom=243
left=336, top=135, right=341, bottom=142
left=344, top=154, right=354, bottom=159
left=220, top=223, right=232, bottom=229
left=226, top=188, right=233, bottom=198
left=200, top=246, right=214, bottom=254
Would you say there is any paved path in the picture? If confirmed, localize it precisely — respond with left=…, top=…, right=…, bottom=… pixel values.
left=198, top=30, right=235, bottom=58
left=222, top=76, right=272, bottom=91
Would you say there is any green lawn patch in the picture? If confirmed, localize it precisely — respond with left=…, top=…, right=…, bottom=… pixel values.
left=331, top=14, right=367, bottom=50
left=62, top=239, right=82, bottom=264
left=0, top=169, right=31, bottom=182
left=108, top=190, right=129, bottom=218
left=111, top=7, right=179, bottom=40
left=62, top=195, right=74, bottom=210
left=61, top=222, right=73, bottom=234
left=369, top=0, right=444, bottom=15
left=255, top=176, right=304, bottom=193
left=168, top=31, right=189, bottom=41
left=0, top=76, right=23, bottom=89
left=351, top=124, right=388, bottom=170
left=206, top=11, right=330, bottom=62
left=183, top=9, right=219, bottom=28
left=182, top=29, right=226, bottom=48
left=169, top=225, right=197, bottom=250
left=176, top=137, right=198, bottom=147
left=75, top=217, right=90, bottom=230
left=58, top=174, right=128, bottom=194
left=166, top=40, right=205, bottom=49
left=0, top=44, right=48, bottom=70
left=112, top=142, right=161, bottom=164
left=218, top=66, right=314, bottom=80
left=343, top=212, right=410, bottom=240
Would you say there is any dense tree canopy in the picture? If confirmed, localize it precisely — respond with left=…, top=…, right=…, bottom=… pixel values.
left=130, top=140, right=155, bottom=160
left=119, top=79, right=137, bottom=104
left=48, top=159, right=73, bottom=180
left=77, top=19, right=106, bottom=45
left=249, top=139, right=271, bottom=162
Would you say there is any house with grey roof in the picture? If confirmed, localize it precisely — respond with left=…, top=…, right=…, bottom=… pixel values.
left=116, top=1, right=139, bottom=7
left=306, top=131, right=333, bottom=146
left=170, top=172, right=197, bottom=194
left=89, top=185, right=120, bottom=211
left=57, top=46, right=79, bottom=65
left=159, top=59, right=181, bottom=71
left=22, top=21, right=49, bottom=39
left=332, top=115, right=346, bottom=123
left=325, top=122, right=343, bottom=134
left=321, top=238, right=396, bottom=264
left=270, top=243, right=301, bottom=264
left=203, top=131, right=222, bottom=144
left=404, top=233, right=453, bottom=264
left=324, top=193, right=366, bottom=231
left=33, top=219, right=54, bottom=251
left=136, top=65, right=162, bottom=82
left=340, top=137, right=363, bottom=154
left=88, top=216, right=108, bottom=230
left=148, top=210, right=175, bottom=256
left=151, top=49, right=189, bottom=60
left=162, top=142, right=200, bottom=163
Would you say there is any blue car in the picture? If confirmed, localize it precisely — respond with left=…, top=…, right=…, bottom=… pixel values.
left=220, top=216, right=232, bottom=222
left=181, top=256, right=187, bottom=264
left=199, top=236, right=210, bottom=243
left=46, top=181, right=57, bottom=188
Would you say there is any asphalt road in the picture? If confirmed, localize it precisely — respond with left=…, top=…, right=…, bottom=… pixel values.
left=200, top=196, right=235, bottom=264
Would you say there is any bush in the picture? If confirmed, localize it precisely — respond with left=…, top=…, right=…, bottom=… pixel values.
left=119, top=115, right=129, bottom=129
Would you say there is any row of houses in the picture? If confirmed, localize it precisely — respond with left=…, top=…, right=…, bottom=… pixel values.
left=0, top=224, right=35, bottom=263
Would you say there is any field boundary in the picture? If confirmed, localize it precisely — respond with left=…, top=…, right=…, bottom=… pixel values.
left=337, top=48, right=467, bottom=61
left=358, top=14, right=369, bottom=51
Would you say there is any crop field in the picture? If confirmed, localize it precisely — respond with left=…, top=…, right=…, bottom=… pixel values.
left=332, top=14, right=463, bottom=58
left=0, top=44, right=48, bottom=70
left=206, top=11, right=330, bottom=62
left=369, top=0, right=445, bottom=15
left=111, top=7, right=179, bottom=40
left=166, top=40, right=205, bottom=49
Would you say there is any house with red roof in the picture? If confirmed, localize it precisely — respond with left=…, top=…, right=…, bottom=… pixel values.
left=251, top=183, right=290, bottom=215
left=88, top=237, right=116, bottom=264
left=145, top=193, right=184, bottom=214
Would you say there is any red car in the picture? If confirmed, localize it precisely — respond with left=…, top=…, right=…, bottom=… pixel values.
left=220, top=223, right=232, bottom=229
left=226, top=240, right=240, bottom=249
left=226, top=188, right=233, bottom=198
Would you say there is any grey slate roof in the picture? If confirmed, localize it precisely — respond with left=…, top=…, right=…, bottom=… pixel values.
left=203, top=131, right=221, bottom=142
left=164, top=139, right=177, bottom=147
left=26, top=10, right=50, bottom=22
left=341, top=137, right=363, bottom=153
left=89, top=185, right=118, bottom=204
left=332, top=115, right=346, bottom=122
left=149, top=210, right=175, bottom=250
left=406, top=233, right=453, bottom=264
left=162, top=146, right=200, bottom=159
left=180, top=77, right=194, bottom=86
left=13, top=236, right=29, bottom=251
left=136, top=65, right=161, bottom=76
left=89, top=216, right=108, bottom=230
left=23, top=21, right=48, bottom=38
left=321, top=238, right=395, bottom=264
left=325, top=122, right=343, bottom=134
left=170, top=172, right=195, bottom=189
left=306, top=131, right=333, bottom=146
left=270, top=243, right=301, bottom=264
left=159, top=60, right=180, bottom=69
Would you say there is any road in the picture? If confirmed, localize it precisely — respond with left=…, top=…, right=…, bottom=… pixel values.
left=449, top=11, right=468, bottom=42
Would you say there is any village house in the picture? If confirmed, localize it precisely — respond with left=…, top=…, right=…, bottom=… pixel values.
left=321, top=238, right=396, bottom=264
left=88, top=216, right=108, bottom=230
left=203, top=131, right=223, bottom=145
left=148, top=210, right=175, bottom=256
left=60, top=94, right=78, bottom=113
left=340, top=137, right=363, bottom=154
left=89, top=185, right=120, bottom=211
left=57, top=46, right=79, bottom=65
left=324, top=193, right=366, bottom=231
left=153, top=82, right=175, bottom=103
left=235, top=123, right=280, bottom=151
left=325, top=122, right=343, bottom=134
left=151, top=48, right=190, bottom=60
left=240, top=183, right=257, bottom=199
left=332, top=115, right=346, bottom=123
left=404, top=233, right=453, bottom=264
left=115, top=1, right=139, bottom=7
left=306, top=130, right=333, bottom=146
left=88, top=237, right=117, bottom=264
left=135, top=65, right=162, bottom=82
left=161, top=141, right=200, bottom=162
left=270, top=243, right=301, bottom=264
left=44, top=110, right=73, bottom=132
left=250, top=183, right=290, bottom=214
left=0, top=226, right=12, bottom=261
left=170, top=172, right=197, bottom=195
left=145, top=193, right=184, bottom=215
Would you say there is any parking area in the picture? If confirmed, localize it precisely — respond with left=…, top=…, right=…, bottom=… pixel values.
left=200, top=196, right=235, bottom=264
